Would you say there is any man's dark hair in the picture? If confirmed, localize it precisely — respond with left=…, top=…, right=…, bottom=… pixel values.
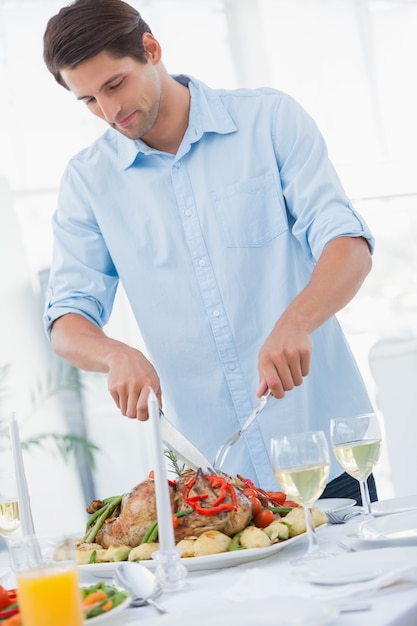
left=43, top=0, right=152, bottom=88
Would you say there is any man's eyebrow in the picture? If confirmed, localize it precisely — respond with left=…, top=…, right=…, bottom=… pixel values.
left=77, top=73, right=124, bottom=101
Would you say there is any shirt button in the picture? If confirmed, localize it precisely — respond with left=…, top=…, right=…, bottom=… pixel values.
left=185, top=209, right=192, bottom=216
left=174, top=161, right=181, bottom=168
left=198, top=259, right=206, bottom=267
left=212, top=309, right=220, bottom=317
left=228, top=364, right=235, bottom=371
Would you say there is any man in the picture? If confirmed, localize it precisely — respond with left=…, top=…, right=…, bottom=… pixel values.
left=42, top=0, right=376, bottom=496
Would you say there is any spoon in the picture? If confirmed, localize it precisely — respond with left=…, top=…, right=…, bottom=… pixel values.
left=113, top=561, right=167, bottom=614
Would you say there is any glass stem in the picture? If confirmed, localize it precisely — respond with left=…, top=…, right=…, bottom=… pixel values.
left=304, top=506, right=319, bottom=553
left=360, top=479, right=372, bottom=516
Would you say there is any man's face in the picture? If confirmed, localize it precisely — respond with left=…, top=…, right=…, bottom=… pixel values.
left=61, top=50, right=161, bottom=141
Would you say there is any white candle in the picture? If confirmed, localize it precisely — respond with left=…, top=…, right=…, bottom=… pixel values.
left=148, top=389, right=176, bottom=552
left=9, top=412, right=35, bottom=535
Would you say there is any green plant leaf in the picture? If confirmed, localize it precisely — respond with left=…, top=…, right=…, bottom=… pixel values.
left=0, top=362, right=98, bottom=468
left=22, top=433, right=99, bottom=469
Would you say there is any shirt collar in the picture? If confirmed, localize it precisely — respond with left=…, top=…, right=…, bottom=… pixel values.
left=116, top=75, right=237, bottom=170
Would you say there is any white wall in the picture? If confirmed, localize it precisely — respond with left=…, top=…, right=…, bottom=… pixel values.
left=0, top=177, right=86, bottom=534
left=369, top=337, right=417, bottom=498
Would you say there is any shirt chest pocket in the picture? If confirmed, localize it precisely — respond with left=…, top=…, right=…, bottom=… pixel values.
left=211, top=173, right=288, bottom=248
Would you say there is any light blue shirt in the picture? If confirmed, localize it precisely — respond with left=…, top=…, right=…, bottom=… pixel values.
left=44, top=76, right=375, bottom=489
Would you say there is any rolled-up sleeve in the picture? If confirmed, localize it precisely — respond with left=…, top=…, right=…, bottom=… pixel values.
left=274, top=94, right=374, bottom=260
left=43, top=162, right=119, bottom=337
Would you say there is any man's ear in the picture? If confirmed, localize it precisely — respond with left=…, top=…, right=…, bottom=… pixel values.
left=142, top=33, right=162, bottom=65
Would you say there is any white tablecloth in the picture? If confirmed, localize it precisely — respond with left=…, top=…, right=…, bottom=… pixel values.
left=78, top=517, right=417, bottom=626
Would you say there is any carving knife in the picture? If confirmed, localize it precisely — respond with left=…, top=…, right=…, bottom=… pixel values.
left=159, top=410, right=216, bottom=474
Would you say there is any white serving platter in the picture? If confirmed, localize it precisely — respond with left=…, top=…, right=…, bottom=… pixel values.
left=79, top=532, right=307, bottom=577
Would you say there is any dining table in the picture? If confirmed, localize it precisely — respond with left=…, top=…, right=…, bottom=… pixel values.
left=77, top=512, right=417, bottom=626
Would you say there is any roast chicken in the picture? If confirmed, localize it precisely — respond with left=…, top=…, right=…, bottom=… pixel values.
left=95, top=469, right=252, bottom=548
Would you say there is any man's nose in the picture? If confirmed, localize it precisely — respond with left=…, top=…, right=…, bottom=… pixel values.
left=96, top=96, right=121, bottom=123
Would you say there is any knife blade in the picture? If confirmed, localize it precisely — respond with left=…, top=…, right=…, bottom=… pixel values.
left=159, top=410, right=216, bottom=474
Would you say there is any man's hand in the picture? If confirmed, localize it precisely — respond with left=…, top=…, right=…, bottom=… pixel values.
left=106, top=346, right=161, bottom=420
left=257, top=321, right=312, bottom=399
left=257, top=236, right=372, bottom=399
left=50, top=313, right=161, bottom=420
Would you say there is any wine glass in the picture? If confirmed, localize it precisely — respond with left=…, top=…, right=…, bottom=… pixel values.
left=270, top=431, right=330, bottom=564
left=0, top=497, right=21, bottom=537
left=330, top=413, right=381, bottom=518
left=0, top=468, right=21, bottom=538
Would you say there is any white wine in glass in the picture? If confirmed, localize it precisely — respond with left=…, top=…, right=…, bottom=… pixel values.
left=330, top=413, right=381, bottom=517
left=270, top=431, right=330, bottom=564
left=0, top=498, right=21, bottom=536
left=0, top=467, right=21, bottom=537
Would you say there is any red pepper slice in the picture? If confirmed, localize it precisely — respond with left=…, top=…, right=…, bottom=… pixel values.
left=192, top=501, right=237, bottom=516
left=187, top=494, right=208, bottom=502
left=183, top=475, right=238, bottom=516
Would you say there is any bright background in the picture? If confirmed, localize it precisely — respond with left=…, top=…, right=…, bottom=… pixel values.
left=1, top=0, right=416, bottom=533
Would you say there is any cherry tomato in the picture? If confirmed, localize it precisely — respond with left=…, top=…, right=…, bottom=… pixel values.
left=0, top=586, right=11, bottom=611
left=253, top=509, right=275, bottom=528
left=248, top=496, right=262, bottom=516
left=242, top=488, right=259, bottom=499
left=172, top=514, right=179, bottom=530
left=284, top=500, right=299, bottom=508
left=266, top=491, right=286, bottom=506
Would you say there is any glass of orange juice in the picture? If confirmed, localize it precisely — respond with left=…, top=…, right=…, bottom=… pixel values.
left=8, top=533, right=83, bottom=626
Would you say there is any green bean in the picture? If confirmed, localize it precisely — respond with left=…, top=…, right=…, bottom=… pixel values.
left=140, top=509, right=193, bottom=545
left=266, top=506, right=293, bottom=515
left=140, top=520, right=158, bottom=544
left=84, top=496, right=119, bottom=530
left=228, top=530, right=244, bottom=551
left=82, top=495, right=123, bottom=543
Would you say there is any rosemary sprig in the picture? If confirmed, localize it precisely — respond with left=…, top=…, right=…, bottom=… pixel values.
left=164, top=448, right=186, bottom=476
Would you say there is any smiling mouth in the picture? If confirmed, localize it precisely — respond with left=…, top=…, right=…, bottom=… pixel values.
left=115, top=111, right=136, bottom=128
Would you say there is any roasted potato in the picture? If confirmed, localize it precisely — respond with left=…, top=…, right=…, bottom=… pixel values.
left=284, top=505, right=327, bottom=536
left=263, top=520, right=290, bottom=542
left=75, top=542, right=108, bottom=565
left=193, top=530, right=231, bottom=556
left=128, top=542, right=159, bottom=561
left=239, top=525, right=272, bottom=549
left=176, top=538, right=197, bottom=558
left=104, top=545, right=132, bottom=562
